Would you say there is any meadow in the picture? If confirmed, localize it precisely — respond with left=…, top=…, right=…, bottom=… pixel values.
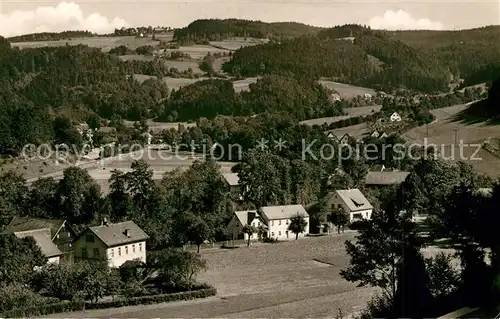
left=301, top=105, right=382, bottom=126
left=319, top=80, right=377, bottom=99
left=41, top=233, right=456, bottom=318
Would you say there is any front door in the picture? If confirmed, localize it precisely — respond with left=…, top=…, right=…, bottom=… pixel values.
left=286, top=231, right=289, bottom=238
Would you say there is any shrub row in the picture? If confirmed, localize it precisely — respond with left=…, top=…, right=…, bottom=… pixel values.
left=1, top=286, right=217, bottom=318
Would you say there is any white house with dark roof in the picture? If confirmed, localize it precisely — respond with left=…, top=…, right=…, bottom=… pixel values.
left=390, top=112, right=402, bottom=122
left=259, top=205, right=309, bottom=240
left=14, top=228, right=64, bottom=264
left=227, top=210, right=266, bottom=241
left=73, top=220, right=149, bottom=268
left=326, top=189, right=373, bottom=222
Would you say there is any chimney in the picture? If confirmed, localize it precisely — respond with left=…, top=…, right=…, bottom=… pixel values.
left=124, top=229, right=130, bottom=237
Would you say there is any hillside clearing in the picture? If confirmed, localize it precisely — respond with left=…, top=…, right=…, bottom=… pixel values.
left=316, top=81, right=377, bottom=99
left=209, top=37, right=269, bottom=50
left=301, top=105, right=381, bottom=126
left=404, top=104, right=500, bottom=177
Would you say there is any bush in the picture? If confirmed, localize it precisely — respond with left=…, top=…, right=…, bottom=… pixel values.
left=1, top=286, right=217, bottom=318
left=0, top=283, right=47, bottom=313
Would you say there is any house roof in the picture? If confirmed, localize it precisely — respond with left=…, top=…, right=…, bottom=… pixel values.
left=85, top=221, right=149, bottom=247
left=223, top=173, right=240, bottom=186
left=3, top=217, right=68, bottom=241
left=334, top=189, right=373, bottom=212
left=475, top=188, right=493, bottom=196
left=234, top=210, right=259, bottom=226
left=14, top=228, right=63, bottom=257
left=260, top=205, right=309, bottom=220
left=365, top=171, right=410, bottom=185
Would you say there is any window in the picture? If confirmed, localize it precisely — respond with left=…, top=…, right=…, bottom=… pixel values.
left=338, top=204, right=342, bottom=209
left=81, top=247, right=88, bottom=258
left=125, top=246, right=128, bottom=255
left=271, top=232, right=275, bottom=237
left=139, top=243, right=142, bottom=252
left=93, top=248, right=100, bottom=258
left=67, top=232, right=71, bottom=238
left=271, top=220, right=274, bottom=226
left=56, top=234, right=60, bottom=239
left=132, top=244, right=136, bottom=253
left=331, top=204, right=335, bottom=209
left=86, top=234, right=94, bottom=243
left=286, top=219, right=289, bottom=225
left=279, top=220, right=281, bottom=225
left=118, top=247, right=121, bottom=256
left=110, top=249, right=114, bottom=258
left=278, top=231, right=281, bottom=236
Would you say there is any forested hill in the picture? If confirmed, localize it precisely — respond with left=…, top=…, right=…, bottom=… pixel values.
left=8, top=31, right=96, bottom=43
left=223, top=33, right=451, bottom=93
left=0, top=36, right=170, bottom=155
left=173, top=19, right=323, bottom=42
left=390, top=26, right=500, bottom=87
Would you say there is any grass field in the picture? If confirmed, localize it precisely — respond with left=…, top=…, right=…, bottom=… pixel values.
left=209, top=37, right=269, bottom=50
left=21, top=150, right=236, bottom=194
left=404, top=104, right=500, bottom=177
left=41, top=233, right=457, bottom=318
left=319, top=80, right=377, bottom=99
left=11, top=36, right=161, bottom=52
left=301, top=105, right=381, bottom=126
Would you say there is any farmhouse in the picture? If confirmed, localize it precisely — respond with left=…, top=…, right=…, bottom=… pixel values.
left=390, top=112, right=402, bottom=122
left=13, top=229, right=64, bottom=264
left=326, top=189, right=373, bottom=222
left=364, top=93, right=372, bottom=100
left=370, top=130, right=380, bottom=138
left=3, top=217, right=76, bottom=263
left=326, top=131, right=337, bottom=140
left=338, top=133, right=352, bottom=145
left=227, top=210, right=266, bottom=241
left=329, top=93, right=341, bottom=102
left=223, top=173, right=242, bottom=200
left=73, top=220, right=149, bottom=268
left=364, top=171, right=410, bottom=187
left=260, top=205, right=310, bottom=240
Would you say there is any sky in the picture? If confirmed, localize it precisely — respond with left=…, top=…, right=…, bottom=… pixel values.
left=0, top=0, right=499, bottom=37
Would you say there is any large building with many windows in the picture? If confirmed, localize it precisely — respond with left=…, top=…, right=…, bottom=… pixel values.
left=73, top=220, right=149, bottom=267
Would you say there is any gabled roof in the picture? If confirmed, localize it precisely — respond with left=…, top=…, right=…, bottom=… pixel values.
left=82, top=221, right=149, bottom=247
left=3, top=217, right=71, bottom=241
left=234, top=210, right=260, bottom=226
left=14, top=228, right=63, bottom=257
left=260, top=205, right=309, bottom=220
left=223, top=173, right=240, bottom=186
left=365, top=171, right=410, bottom=186
left=334, top=189, right=373, bottom=212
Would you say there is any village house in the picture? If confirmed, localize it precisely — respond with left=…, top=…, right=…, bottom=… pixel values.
left=364, top=93, right=372, bottom=100
left=223, top=173, right=242, bottom=200
left=260, top=205, right=310, bottom=240
left=329, top=93, right=341, bottom=102
left=326, top=189, right=373, bottom=223
left=227, top=210, right=266, bottom=241
left=326, top=131, right=337, bottom=140
left=73, top=220, right=149, bottom=268
left=364, top=171, right=410, bottom=188
left=390, top=112, right=402, bottom=122
left=338, top=133, right=351, bottom=145
left=3, top=217, right=76, bottom=263
left=370, top=130, right=380, bottom=138
left=13, top=229, right=64, bottom=264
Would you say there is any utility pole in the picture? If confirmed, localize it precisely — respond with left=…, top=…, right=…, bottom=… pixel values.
left=453, top=129, right=458, bottom=146
left=426, top=124, right=429, bottom=139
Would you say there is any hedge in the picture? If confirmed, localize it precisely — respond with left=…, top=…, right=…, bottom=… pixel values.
left=1, top=286, right=217, bottom=318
